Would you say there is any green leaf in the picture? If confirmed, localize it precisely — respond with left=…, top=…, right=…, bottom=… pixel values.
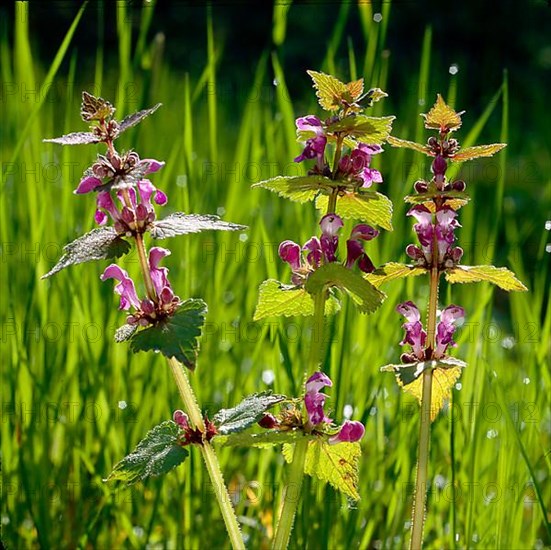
left=284, top=439, right=362, bottom=501
left=252, top=175, right=335, bottom=203
left=307, top=70, right=350, bottom=111
left=130, top=299, right=207, bottom=370
left=106, top=421, right=188, bottom=485
left=118, top=104, right=162, bottom=134
left=114, top=323, right=137, bottom=343
left=219, top=430, right=309, bottom=448
left=305, top=263, right=385, bottom=314
left=387, top=135, right=431, bottom=155
left=366, top=262, right=427, bottom=288
left=445, top=265, right=528, bottom=292
left=253, top=280, right=341, bottom=320
left=380, top=358, right=467, bottom=421
left=150, top=212, right=246, bottom=239
left=316, top=191, right=393, bottom=230
left=325, top=115, right=395, bottom=144
left=80, top=90, right=116, bottom=122
left=213, top=392, right=286, bottom=435
left=41, top=227, right=131, bottom=278
left=451, top=143, right=506, bottom=162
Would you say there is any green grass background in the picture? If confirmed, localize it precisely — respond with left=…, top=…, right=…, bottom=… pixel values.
left=1, top=1, right=549, bottom=548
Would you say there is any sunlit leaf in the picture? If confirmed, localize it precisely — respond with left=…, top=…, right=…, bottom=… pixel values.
left=219, top=430, right=309, bottom=448
left=316, top=191, right=393, bottom=230
left=213, top=392, right=286, bottom=435
left=130, top=299, right=207, bottom=370
left=114, top=323, right=137, bottom=343
left=445, top=265, right=527, bottom=291
left=105, top=421, right=188, bottom=485
left=387, top=135, right=431, bottom=155
left=252, top=175, right=335, bottom=203
left=283, top=439, right=362, bottom=501
left=422, top=94, right=464, bottom=132
left=305, top=263, right=385, bottom=314
left=253, top=280, right=340, bottom=320
left=119, top=103, right=162, bottom=134
left=404, top=191, right=470, bottom=211
left=365, top=87, right=388, bottom=104
left=80, top=91, right=115, bottom=121
left=307, top=70, right=349, bottom=111
left=450, top=143, right=507, bottom=162
left=366, top=262, right=427, bottom=288
left=325, top=115, right=395, bottom=144
left=381, top=358, right=467, bottom=421
left=42, top=227, right=131, bottom=278
left=150, top=212, right=245, bottom=239
left=43, top=131, right=100, bottom=145
left=346, top=78, right=364, bottom=101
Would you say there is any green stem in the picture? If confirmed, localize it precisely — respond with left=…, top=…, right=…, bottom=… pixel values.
left=168, top=358, right=245, bottom=550
left=272, top=290, right=327, bottom=549
left=410, top=266, right=439, bottom=550
left=135, top=232, right=157, bottom=302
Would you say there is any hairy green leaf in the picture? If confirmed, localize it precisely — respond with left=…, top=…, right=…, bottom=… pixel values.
left=119, top=103, right=162, bottom=134
left=130, top=299, right=207, bottom=370
left=43, top=131, right=100, bottom=146
left=80, top=91, right=115, bottom=121
left=252, top=175, right=335, bottom=203
left=366, top=262, right=427, bottom=288
left=253, top=280, right=341, bottom=320
left=306, top=263, right=385, bottom=314
left=387, top=135, right=431, bottom=155
left=42, top=227, right=131, bottom=278
left=451, top=143, right=506, bottom=162
left=105, top=421, right=188, bottom=485
left=114, top=323, right=137, bottom=343
left=219, top=430, right=309, bottom=448
left=316, top=191, right=393, bottom=230
left=150, top=212, right=245, bottom=239
left=307, top=70, right=350, bottom=111
left=213, top=392, right=286, bottom=435
left=284, top=439, right=362, bottom=501
left=325, top=115, right=395, bottom=144
left=422, top=94, right=464, bottom=131
left=405, top=191, right=470, bottom=211
left=445, top=265, right=528, bottom=292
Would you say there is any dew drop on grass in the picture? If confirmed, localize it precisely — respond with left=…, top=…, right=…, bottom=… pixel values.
left=455, top=382, right=462, bottom=390
left=486, top=429, right=498, bottom=439
left=449, top=63, right=459, bottom=75
left=545, top=220, right=551, bottom=230
left=1, top=515, right=9, bottom=525
left=216, top=206, right=226, bottom=216
left=501, top=336, right=516, bottom=349
left=239, top=233, right=248, bottom=242
left=262, top=369, right=275, bottom=385
left=343, top=404, right=353, bottom=419
left=176, top=175, right=188, bottom=188
left=523, top=377, right=531, bottom=384
left=273, top=78, right=279, bottom=86
left=373, top=13, right=382, bottom=22
left=133, top=526, right=144, bottom=538
left=434, top=474, right=447, bottom=489
left=546, top=244, right=551, bottom=254
left=118, top=400, right=127, bottom=410
left=369, top=406, right=377, bottom=416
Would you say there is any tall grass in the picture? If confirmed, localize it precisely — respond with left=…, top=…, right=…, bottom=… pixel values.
left=1, top=2, right=549, bottom=548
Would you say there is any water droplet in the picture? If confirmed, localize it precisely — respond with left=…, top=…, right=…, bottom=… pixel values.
left=523, top=377, right=531, bottom=384
left=1, top=515, right=10, bottom=525
left=273, top=78, right=279, bottom=86
left=239, top=233, right=248, bottom=242
left=434, top=474, right=447, bottom=489
left=176, top=174, right=188, bottom=188
left=262, top=369, right=275, bottom=385
left=373, top=13, right=383, bottom=22
left=486, top=428, right=498, bottom=439
left=501, top=336, right=516, bottom=349
left=133, top=526, right=145, bottom=537
left=492, top=370, right=498, bottom=378
left=449, top=63, right=459, bottom=75
left=472, top=533, right=479, bottom=542
left=343, top=404, right=353, bottom=419
left=369, top=406, right=378, bottom=416
left=418, top=98, right=426, bottom=106
left=216, top=206, right=226, bottom=216
left=455, top=382, right=462, bottom=391
left=545, top=220, right=551, bottom=230
left=455, top=533, right=460, bottom=542
left=546, top=244, right=551, bottom=254
left=118, top=400, right=127, bottom=410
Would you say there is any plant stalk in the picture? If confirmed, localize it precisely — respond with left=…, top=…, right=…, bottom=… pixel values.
left=272, top=289, right=327, bottom=549
left=134, top=232, right=157, bottom=302
left=168, top=357, right=245, bottom=550
left=410, top=265, right=439, bottom=550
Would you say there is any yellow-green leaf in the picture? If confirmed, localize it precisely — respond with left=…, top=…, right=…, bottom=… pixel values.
left=307, top=70, right=349, bottom=111
left=381, top=358, right=466, bottom=421
left=450, top=143, right=507, bottom=162
left=422, top=94, right=464, bottom=132
left=387, top=136, right=431, bottom=155
left=306, top=263, right=386, bottom=314
left=252, top=175, right=335, bottom=203
left=366, top=262, right=427, bottom=288
left=283, top=440, right=362, bottom=501
left=326, top=115, right=395, bottom=144
left=316, top=191, right=393, bottom=231
left=253, top=280, right=340, bottom=320
left=346, top=78, right=364, bottom=101
left=366, top=87, right=388, bottom=104
left=445, top=265, right=528, bottom=292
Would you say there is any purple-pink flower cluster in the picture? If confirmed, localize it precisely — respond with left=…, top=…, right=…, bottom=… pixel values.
left=279, top=213, right=379, bottom=285
left=304, top=372, right=365, bottom=444
left=101, top=247, right=180, bottom=326
left=406, top=205, right=463, bottom=268
left=396, top=301, right=465, bottom=361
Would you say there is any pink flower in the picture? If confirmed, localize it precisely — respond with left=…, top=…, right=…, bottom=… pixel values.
left=328, top=420, right=365, bottom=444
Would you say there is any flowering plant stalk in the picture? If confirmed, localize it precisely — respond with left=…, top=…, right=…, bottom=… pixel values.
left=252, top=71, right=394, bottom=548
left=42, top=92, right=255, bottom=549
left=370, top=95, right=527, bottom=548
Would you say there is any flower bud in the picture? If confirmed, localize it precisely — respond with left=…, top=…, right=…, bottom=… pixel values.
left=452, top=180, right=466, bottom=192
left=414, top=180, right=428, bottom=193
left=258, top=413, right=279, bottom=429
